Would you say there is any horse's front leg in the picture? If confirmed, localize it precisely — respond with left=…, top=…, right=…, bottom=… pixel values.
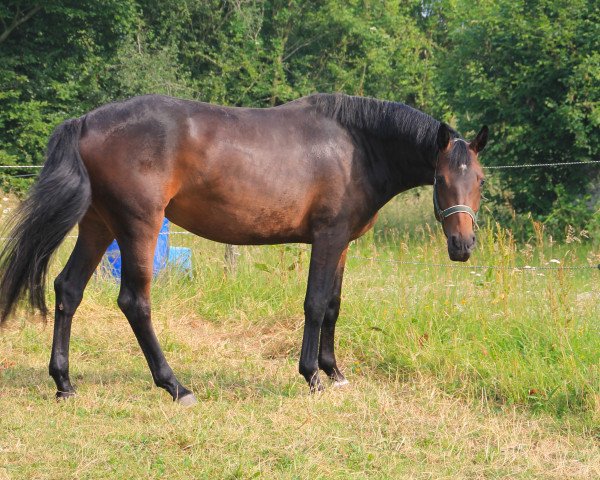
left=318, top=245, right=348, bottom=386
left=299, top=234, right=348, bottom=392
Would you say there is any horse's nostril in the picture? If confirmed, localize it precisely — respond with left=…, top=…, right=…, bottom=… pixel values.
left=451, top=234, right=460, bottom=249
left=450, top=233, right=476, bottom=252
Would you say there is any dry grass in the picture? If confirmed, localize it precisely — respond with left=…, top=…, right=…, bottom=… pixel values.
left=1, top=312, right=599, bottom=479
left=1, top=192, right=599, bottom=478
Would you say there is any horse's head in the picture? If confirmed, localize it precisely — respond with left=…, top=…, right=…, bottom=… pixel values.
left=433, top=123, right=488, bottom=262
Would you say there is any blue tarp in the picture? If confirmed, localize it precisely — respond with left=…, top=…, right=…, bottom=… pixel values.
left=104, top=218, right=172, bottom=279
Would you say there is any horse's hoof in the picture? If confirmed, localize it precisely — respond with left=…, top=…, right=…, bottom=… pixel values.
left=177, top=393, right=198, bottom=407
left=307, top=371, right=324, bottom=393
left=310, top=386, right=325, bottom=395
left=56, top=391, right=76, bottom=401
left=333, top=378, right=349, bottom=388
left=309, top=379, right=325, bottom=394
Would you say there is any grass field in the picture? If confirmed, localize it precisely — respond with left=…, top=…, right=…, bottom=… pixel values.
left=1, top=192, right=599, bottom=478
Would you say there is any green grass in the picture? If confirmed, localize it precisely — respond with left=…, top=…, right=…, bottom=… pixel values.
left=1, top=191, right=599, bottom=478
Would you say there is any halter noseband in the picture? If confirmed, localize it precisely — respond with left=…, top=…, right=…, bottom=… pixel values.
left=433, top=177, right=478, bottom=225
left=433, top=139, right=479, bottom=225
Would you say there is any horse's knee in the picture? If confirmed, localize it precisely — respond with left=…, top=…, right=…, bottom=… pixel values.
left=324, top=295, right=341, bottom=323
left=117, top=288, right=133, bottom=316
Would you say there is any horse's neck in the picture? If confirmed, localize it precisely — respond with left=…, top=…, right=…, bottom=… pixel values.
left=356, top=132, right=436, bottom=208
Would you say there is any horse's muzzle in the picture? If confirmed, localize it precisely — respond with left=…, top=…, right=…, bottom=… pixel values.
left=447, top=233, right=476, bottom=262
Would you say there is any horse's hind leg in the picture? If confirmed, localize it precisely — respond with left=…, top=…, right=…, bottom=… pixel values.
left=318, top=245, right=348, bottom=386
left=115, top=214, right=196, bottom=405
left=50, top=212, right=113, bottom=399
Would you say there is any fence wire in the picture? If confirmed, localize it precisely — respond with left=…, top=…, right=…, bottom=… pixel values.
left=0, top=160, right=597, bottom=271
left=0, top=229, right=596, bottom=271
left=1, top=159, right=599, bottom=172
left=483, top=159, right=600, bottom=170
left=0, top=165, right=43, bottom=169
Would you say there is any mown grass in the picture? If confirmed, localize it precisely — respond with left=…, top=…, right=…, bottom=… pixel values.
left=1, top=191, right=599, bottom=478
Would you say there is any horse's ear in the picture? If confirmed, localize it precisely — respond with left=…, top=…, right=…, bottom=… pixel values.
left=470, top=125, right=488, bottom=153
left=436, top=123, right=451, bottom=151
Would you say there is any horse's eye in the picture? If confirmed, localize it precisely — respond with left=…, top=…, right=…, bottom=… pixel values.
left=435, top=175, right=445, bottom=186
left=480, top=179, right=486, bottom=187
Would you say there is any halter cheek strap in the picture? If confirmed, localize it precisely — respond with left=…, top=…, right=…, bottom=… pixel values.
left=433, top=177, right=479, bottom=225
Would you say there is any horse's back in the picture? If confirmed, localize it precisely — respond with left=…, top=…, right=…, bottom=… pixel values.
left=79, top=95, right=366, bottom=244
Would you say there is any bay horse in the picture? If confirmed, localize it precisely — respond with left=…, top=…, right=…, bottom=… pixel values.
left=0, top=94, right=487, bottom=405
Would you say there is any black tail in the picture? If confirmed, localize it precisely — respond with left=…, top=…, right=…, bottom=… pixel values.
left=0, top=117, right=91, bottom=322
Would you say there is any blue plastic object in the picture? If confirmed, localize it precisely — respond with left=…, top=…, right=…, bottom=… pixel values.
left=104, top=218, right=170, bottom=279
left=168, top=247, right=192, bottom=277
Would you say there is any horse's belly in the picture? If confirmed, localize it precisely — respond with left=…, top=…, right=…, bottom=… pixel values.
left=165, top=195, right=312, bottom=245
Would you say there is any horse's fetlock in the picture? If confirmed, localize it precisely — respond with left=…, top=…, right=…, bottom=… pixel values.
left=153, top=365, right=175, bottom=388
left=299, top=360, right=318, bottom=379
left=319, top=362, right=335, bottom=378
left=318, top=353, right=335, bottom=373
left=49, top=359, right=68, bottom=382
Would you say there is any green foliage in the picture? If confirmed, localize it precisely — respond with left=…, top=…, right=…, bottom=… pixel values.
left=1, top=210, right=598, bottom=479
left=127, top=0, right=433, bottom=107
left=437, top=0, right=599, bottom=236
left=0, top=1, right=140, bottom=190
left=0, top=0, right=597, bottom=233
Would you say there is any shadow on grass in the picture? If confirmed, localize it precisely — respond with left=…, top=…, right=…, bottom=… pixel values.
left=1, top=362, right=304, bottom=401
left=183, top=366, right=305, bottom=401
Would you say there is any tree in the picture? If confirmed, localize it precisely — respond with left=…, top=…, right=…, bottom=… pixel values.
left=131, top=0, right=433, bottom=107
left=437, top=0, right=599, bottom=235
left=0, top=1, right=138, bottom=177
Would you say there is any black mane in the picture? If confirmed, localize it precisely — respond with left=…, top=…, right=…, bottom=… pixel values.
left=308, top=93, right=471, bottom=170
left=309, top=93, right=442, bottom=154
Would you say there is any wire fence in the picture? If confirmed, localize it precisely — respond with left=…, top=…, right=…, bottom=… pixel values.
left=1, top=159, right=600, bottom=171
left=0, top=161, right=598, bottom=272
left=482, top=159, right=600, bottom=169
left=0, top=165, right=44, bottom=169
left=164, top=231, right=600, bottom=272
